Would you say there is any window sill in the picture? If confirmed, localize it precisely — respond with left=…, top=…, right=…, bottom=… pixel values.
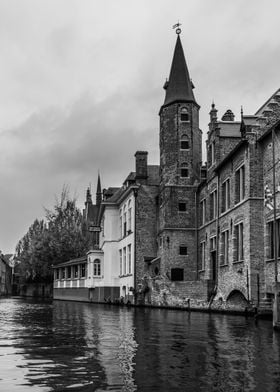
left=266, top=258, right=280, bottom=263
left=232, top=260, right=244, bottom=264
left=198, top=269, right=205, bottom=273
left=220, top=263, right=229, bottom=268
left=119, top=274, right=133, bottom=278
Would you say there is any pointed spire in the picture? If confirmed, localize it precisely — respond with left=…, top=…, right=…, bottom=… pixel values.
left=96, top=172, right=102, bottom=206
left=163, top=34, right=196, bottom=107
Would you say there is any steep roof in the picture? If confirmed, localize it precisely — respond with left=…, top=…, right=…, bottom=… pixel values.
left=163, top=34, right=196, bottom=107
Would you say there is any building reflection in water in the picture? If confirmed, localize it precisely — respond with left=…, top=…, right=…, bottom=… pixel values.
left=10, top=299, right=137, bottom=391
left=1, top=298, right=280, bottom=391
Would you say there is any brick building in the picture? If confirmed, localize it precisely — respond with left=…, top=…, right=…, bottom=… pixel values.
left=53, top=31, right=280, bottom=311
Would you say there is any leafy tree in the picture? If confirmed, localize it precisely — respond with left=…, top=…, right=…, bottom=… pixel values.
left=16, top=186, right=90, bottom=282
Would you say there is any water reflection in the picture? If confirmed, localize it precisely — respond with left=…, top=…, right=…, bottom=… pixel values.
left=0, top=298, right=280, bottom=391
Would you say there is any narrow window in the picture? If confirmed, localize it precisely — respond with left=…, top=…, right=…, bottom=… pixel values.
left=221, top=230, right=229, bottom=265
left=222, top=179, right=230, bottom=212
left=56, top=269, right=60, bottom=280
left=210, top=190, right=217, bottom=220
left=93, top=259, right=101, bottom=276
left=180, top=108, right=189, bottom=122
left=200, top=199, right=206, bottom=225
left=180, top=135, right=189, bottom=150
left=200, top=242, right=206, bottom=270
left=67, top=266, right=72, bottom=279
left=119, top=250, right=122, bottom=276
left=128, top=202, right=132, bottom=232
left=128, top=244, right=132, bottom=274
left=123, top=247, right=127, bottom=275
left=235, top=166, right=245, bottom=204
left=80, top=263, right=86, bottom=278
left=74, top=265, right=79, bottom=278
left=180, top=162, right=189, bottom=178
left=234, top=223, right=244, bottom=261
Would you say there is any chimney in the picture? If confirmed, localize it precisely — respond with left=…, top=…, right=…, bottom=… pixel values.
left=135, top=151, right=148, bottom=179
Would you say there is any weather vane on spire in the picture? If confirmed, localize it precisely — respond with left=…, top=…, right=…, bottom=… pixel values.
left=173, top=21, right=182, bottom=35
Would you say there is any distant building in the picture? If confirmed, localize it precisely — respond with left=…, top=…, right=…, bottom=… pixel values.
left=53, top=31, right=280, bottom=311
left=0, top=253, right=12, bottom=295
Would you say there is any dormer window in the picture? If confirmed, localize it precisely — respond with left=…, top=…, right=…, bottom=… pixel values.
left=180, top=135, right=190, bottom=150
left=180, top=107, right=189, bottom=122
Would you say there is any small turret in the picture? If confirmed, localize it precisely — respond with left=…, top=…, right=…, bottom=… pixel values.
left=209, top=102, right=218, bottom=123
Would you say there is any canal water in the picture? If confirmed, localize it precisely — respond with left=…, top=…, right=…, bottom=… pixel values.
left=0, top=298, right=280, bottom=392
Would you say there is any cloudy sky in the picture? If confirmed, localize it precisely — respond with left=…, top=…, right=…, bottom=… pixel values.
left=0, top=0, right=279, bottom=253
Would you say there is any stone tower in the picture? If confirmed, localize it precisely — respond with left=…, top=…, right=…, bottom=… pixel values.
left=158, top=32, right=201, bottom=281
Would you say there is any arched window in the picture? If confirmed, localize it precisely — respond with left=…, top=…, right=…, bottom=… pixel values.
left=180, top=107, right=189, bottom=122
left=93, top=259, right=101, bottom=276
left=180, top=134, right=189, bottom=150
left=180, top=162, right=189, bottom=178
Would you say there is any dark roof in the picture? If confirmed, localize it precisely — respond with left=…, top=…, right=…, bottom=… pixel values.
left=163, top=35, right=196, bottom=107
left=53, top=255, right=87, bottom=268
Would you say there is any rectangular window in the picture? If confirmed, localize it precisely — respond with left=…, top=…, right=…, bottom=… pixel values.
left=200, top=242, right=206, bottom=270
left=180, top=140, right=189, bottom=150
left=123, top=213, right=127, bottom=237
left=221, top=230, right=229, bottom=265
left=268, top=219, right=280, bottom=259
left=128, top=208, right=132, bottom=232
left=235, top=166, right=245, bottom=204
left=222, top=179, right=230, bottom=212
left=67, top=266, right=72, bottom=279
left=200, top=199, right=206, bottom=225
left=123, top=247, right=127, bottom=275
left=181, top=168, right=189, bottom=178
left=128, top=244, right=132, bottom=274
left=120, top=216, right=122, bottom=238
left=94, top=260, right=101, bottom=276
left=234, top=223, right=244, bottom=262
left=178, top=202, right=187, bottom=212
left=171, top=268, right=184, bottom=281
left=56, top=269, right=60, bottom=280
left=80, top=263, right=86, bottom=278
left=74, top=265, right=79, bottom=278
left=210, top=190, right=217, bottom=220
left=62, top=268, right=65, bottom=279
left=210, top=236, right=216, bottom=251
left=179, top=246, right=188, bottom=255
left=119, top=249, right=122, bottom=276
left=209, top=141, right=215, bottom=166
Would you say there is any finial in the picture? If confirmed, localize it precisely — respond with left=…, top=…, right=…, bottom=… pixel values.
left=211, top=100, right=215, bottom=109
left=241, top=106, right=244, bottom=120
left=173, top=21, right=182, bottom=35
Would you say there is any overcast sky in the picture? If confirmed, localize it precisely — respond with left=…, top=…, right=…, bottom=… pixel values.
left=0, top=0, right=279, bottom=253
